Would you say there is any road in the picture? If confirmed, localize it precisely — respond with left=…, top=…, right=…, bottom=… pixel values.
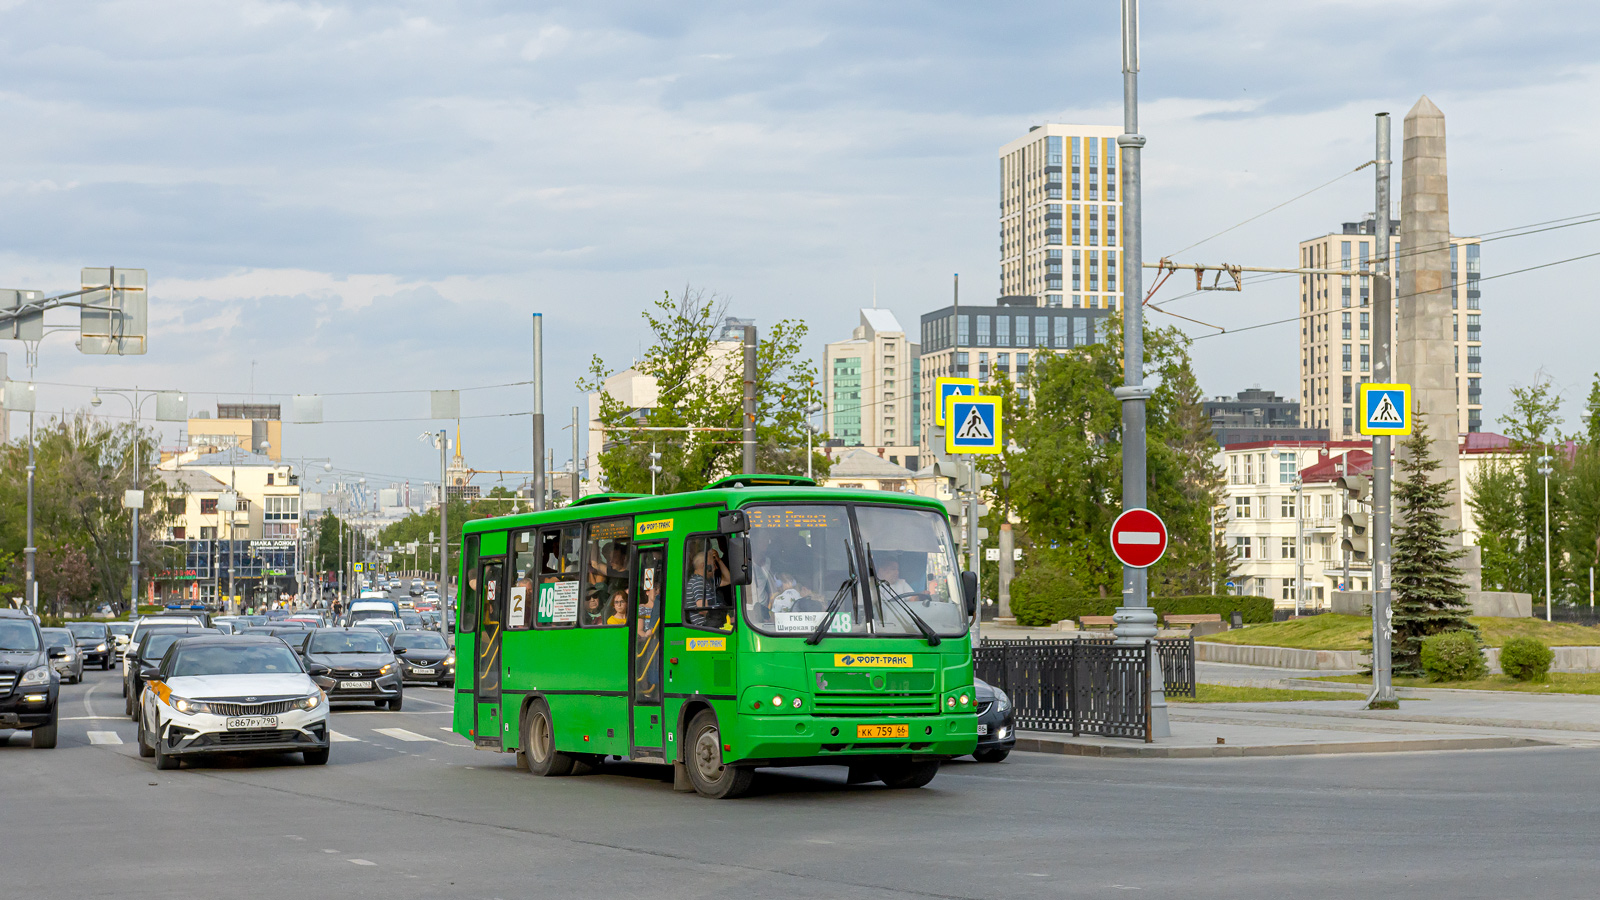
left=5, top=665, right=1598, bottom=899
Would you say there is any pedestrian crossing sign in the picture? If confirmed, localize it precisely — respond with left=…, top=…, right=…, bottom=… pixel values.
left=934, top=377, right=978, bottom=427
left=945, top=394, right=1002, bottom=455
left=1359, top=383, right=1411, bottom=436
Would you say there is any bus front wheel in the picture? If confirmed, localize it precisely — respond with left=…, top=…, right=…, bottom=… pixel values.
left=522, top=700, right=575, bottom=777
left=685, top=709, right=753, bottom=799
left=877, top=760, right=941, bottom=789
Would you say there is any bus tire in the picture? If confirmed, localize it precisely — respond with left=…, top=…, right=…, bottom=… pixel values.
left=878, top=760, right=940, bottom=789
left=522, top=699, right=574, bottom=776
left=685, top=709, right=753, bottom=799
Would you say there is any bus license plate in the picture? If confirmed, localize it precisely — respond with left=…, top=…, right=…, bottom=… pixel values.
left=856, top=724, right=909, bottom=739
left=340, top=680, right=373, bottom=690
left=226, top=716, right=278, bottom=730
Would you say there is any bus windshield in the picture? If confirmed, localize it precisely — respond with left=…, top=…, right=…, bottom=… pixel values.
left=743, top=503, right=967, bottom=639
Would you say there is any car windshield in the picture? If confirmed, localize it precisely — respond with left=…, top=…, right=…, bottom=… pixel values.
left=361, top=621, right=398, bottom=638
left=399, top=613, right=422, bottom=626
left=170, top=644, right=304, bottom=677
left=67, top=623, right=105, bottom=639
left=309, top=631, right=390, bottom=654
left=0, top=620, right=41, bottom=651
left=109, top=623, right=134, bottom=636
left=43, top=630, right=75, bottom=649
left=141, top=632, right=192, bottom=661
left=392, top=633, right=447, bottom=651
left=743, top=503, right=968, bottom=640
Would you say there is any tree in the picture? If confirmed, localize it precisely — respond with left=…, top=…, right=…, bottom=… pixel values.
left=1391, top=419, right=1475, bottom=676
left=1562, top=373, right=1600, bottom=593
left=579, top=286, right=826, bottom=494
left=36, top=540, right=95, bottom=617
left=374, top=489, right=532, bottom=572
left=1004, top=315, right=1224, bottom=600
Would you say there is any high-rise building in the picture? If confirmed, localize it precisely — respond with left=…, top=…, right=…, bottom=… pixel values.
left=1204, top=387, right=1328, bottom=446
left=823, top=309, right=921, bottom=469
left=187, top=402, right=283, bottom=460
left=1298, top=215, right=1482, bottom=439
left=998, top=123, right=1124, bottom=311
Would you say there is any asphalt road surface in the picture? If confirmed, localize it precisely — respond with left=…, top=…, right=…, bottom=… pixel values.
left=5, top=666, right=1598, bottom=899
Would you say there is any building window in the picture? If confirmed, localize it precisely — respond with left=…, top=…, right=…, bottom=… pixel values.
left=1341, top=312, right=1351, bottom=340
left=1243, top=453, right=1254, bottom=483
left=1281, top=537, right=1297, bottom=560
left=201, top=498, right=218, bottom=515
left=1467, top=345, right=1481, bottom=373
left=1341, top=344, right=1351, bottom=372
left=1322, top=495, right=1335, bottom=519
left=1234, top=496, right=1252, bottom=519
left=1467, top=314, right=1480, bottom=342
left=1088, top=256, right=1099, bottom=291
left=977, top=316, right=991, bottom=347
left=957, top=315, right=970, bottom=346
left=1106, top=251, right=1117, bottom=292
left=1280, top=495, right=1297, bottom=518
left=1233, top=537, right=1252, bottom=559
left=1279, top=453, right=1296, bottom=484
left=1360, top=344, right=1370, bottom=373
left=1054, top=318, right=1071, bottom=348
left=1257, top=452, right=1268, bottom=484
left=995, top=316, right=1010, bottom=348
left=1229, top=456, right=1240, bottom=484
left=1072, top=207, right=1081, bottom=244
left=1281, top=578, right=1295, bottom=600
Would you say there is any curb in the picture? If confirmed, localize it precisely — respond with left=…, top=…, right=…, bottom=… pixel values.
left=1013, top=734, right=1552, bottom=759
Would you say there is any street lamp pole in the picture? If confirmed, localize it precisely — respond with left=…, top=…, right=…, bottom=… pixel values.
left=1293, top=475, right=1305, bottom=617
left=1538, top=447, right=1554, bottom=622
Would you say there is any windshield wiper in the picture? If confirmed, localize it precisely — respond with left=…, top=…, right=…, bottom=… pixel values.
left=805, top=547, right=859, bottom=645
left=864, top=545, right=941, bottom=646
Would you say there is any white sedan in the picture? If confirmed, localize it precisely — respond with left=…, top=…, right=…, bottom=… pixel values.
left=137, top=635, right=330, bottom=770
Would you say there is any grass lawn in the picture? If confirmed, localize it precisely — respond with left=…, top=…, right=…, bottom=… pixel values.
left=1172, top=683, right=1369, bottom=703
left=1315, top=672, right=1600, bottom=695
left=1202, top=614, right=1600, bottom=651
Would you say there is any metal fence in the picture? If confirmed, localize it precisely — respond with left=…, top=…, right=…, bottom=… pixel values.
left=976, top=636, right=1196, bottom=742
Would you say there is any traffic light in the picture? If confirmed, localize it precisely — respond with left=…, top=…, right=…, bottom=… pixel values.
left=1338, top=474, right=1371, bottom=562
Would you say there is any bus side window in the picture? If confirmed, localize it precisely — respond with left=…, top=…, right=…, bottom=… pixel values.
left=508, top=530, right=539, bottom=630
left=582, top=519, right=632, bottom=627
left=460, top=534, right=480, bottom=632
left=683, top=535, right=735, bottom=631
left=536, top=525, right=582, bottom=628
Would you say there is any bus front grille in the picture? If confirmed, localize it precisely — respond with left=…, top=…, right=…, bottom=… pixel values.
left=813, top=692, right=938, bottom=715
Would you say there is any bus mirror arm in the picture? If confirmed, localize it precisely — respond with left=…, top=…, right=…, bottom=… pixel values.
left=726, top=536, right=753, bottom=587
left=961, top=571, right=979, bottom=618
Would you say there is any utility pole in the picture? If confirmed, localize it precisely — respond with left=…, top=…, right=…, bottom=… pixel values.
left=437, top=429, right=449, bottom=637
left=531, top=313, right=545, bottom=512
left=1341, top=452, right=1351, bottom=595
left=968, top=456, right=981, bottom=645
left=1112, top=0, right=1168, bottom=737
left=1538, top=446, right=1554, bottom=621
left=571, top=405, right=581, bottom=504
left=1293, top=474, right=1305, bottom=616
left=742, top=324, right=757, bottom=475
left=1369, top=111, right=1398, bottom=708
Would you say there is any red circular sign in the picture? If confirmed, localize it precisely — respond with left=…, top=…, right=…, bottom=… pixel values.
left=1109, top=508, right=1168, bottom=568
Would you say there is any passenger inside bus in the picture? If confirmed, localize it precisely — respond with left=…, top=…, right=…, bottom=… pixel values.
left=582, top=592, right=606, bottom=626
left=605, top=591, right=628, bottom=625
left=684, top=539, right=734, bottom=629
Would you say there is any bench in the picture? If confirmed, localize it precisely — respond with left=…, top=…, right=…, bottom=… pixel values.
left=1164, top=613, right=1227, bottom=637
left=1078, top=615, right=1118, bottom=629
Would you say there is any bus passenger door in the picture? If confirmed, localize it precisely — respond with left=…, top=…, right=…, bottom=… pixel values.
left=628, top=544, right=667, bottom=760
left=474, top=559, right=506, bottom=746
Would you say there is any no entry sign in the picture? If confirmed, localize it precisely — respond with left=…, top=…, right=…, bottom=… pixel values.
left=1110, top=508, right=1168, bottom=568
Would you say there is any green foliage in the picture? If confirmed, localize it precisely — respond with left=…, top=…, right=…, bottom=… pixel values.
left=1498, top=636, right=1554, bottom=682
left=373, top=490, right=530, bottom=573
left=1391, top=418, right=1476, bottom=676
left=1003, top=315, right=1227, bottom=602
left=579, top=287, right=826, bottom=494
left=1007, top=567, right=1271, bottom=627
left=1420, top=630, right=1488, bottom=682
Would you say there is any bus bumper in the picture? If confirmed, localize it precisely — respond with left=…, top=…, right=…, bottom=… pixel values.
left=731, top=713, right=978, bottom=763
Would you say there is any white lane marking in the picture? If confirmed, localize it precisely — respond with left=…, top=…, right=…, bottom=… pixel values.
left=1115, top=531, right=1161, bottom=545
left=83, top=681, right=100, bottom=719
left=348, top=859, right=376, bottom=866
left=323, top=849, right=339, bottom=854
left=61, top=716, right=125, bottom=720
left=373, top=728, right=438, bottom=742
left=87, top=731, right=123, bottom=745
left=329, top=731, right=361, bottom=742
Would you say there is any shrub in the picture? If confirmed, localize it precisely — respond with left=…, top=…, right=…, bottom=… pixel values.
left=1007, top=573, right=1274, bottom=628
left=1498, top=636, right=1554, bottom=682
left=1420, top=631, right=1487, bottom=682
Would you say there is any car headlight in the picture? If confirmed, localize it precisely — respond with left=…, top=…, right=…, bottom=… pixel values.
left=443, top=656, right=455, bottom=666
left=379, top=663, right=394, bottom=675
left=994, top=688, right=1011, bottom=711
left=96, top=643, right=108, bottom=652
left=20, top=666, right=51, bottom=686
left=294, top=691, right=324, bottom=711
left=169, top=695, right=214, bottom=715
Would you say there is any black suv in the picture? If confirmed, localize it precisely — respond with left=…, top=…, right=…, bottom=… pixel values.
left=0, top=609, right=62, bottom=748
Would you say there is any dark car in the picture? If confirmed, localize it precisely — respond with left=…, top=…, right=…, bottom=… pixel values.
left=124, top=627, right=214, bottom=718
left=303, top=628, right=403, bottom=710
left=66, top=621, right=115, bottom=670
left=971, top=677, right=1016, bottom=763
left=389, top=631, right=454, bottom=686
left=0, top=609, right=63, bottom=748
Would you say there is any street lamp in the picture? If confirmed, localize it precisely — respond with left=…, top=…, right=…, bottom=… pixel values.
left=1538, top=447, right=1554, bottom=622
left=648, top=444, right=662, bottom=495
left=1292, top=474, right=1305, bottom=617
left=803, top=403, right=823, bottom=481
left=90, top=387, right=185, bottom=620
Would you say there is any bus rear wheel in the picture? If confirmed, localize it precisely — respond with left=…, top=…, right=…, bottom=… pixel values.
left=877, top=760, right=941, bottom=789
left=685, top=709, right=753, bottom=799
left=522, top=700, right=574, bottom=776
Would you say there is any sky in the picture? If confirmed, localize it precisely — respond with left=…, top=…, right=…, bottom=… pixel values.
left=3, top=0, right=1599, bottom=492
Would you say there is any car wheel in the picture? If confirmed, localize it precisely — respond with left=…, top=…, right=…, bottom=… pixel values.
left=388, top=693, right=403, bottom=712
left=153, top=729, right=179, bottom=770
left=303, top=748, right=330, bottom=766
left=129, top=690, right=141, bottom=721
left=685, top=709, right=753, bottom=799
left=521, top=699, right=574, bottom=776
left=137, top=716, right=155, bottom=758
left=125, top=691, right=133, bottom=718
left=972, top=747, right=1011, bottom=763
left=877, top=760, right=941, bottom=789
left=30, top=719, right=58, bottom=750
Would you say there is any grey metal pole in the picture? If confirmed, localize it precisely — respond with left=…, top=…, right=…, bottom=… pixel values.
left=1540, top=446, right=1553, bottom=621
left=531, top=313, right=545, bottom=512
left=1369, top=111, right=1397, bottom=707
left=129, top=390, right=142, bottom=613
left=571, top=406, right=581, bottom=504
left=25, top=407, right=36, bottom=617
left=1341, top=452, right=1351, bottom=596
left=1112, top=0, right=1167, bottom=737
left=438, top=431, right=449, bottom=637
left=742, top=324, right=757, bottom=475
left=1294, top=476, right=1304, bottom=616
left=968, top=457, right=981, bottom=644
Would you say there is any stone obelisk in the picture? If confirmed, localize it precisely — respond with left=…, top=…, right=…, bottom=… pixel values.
left=1396, top=95, right=1481, bottom=591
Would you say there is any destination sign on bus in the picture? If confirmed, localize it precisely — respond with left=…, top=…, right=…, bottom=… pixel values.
left=537, top=581, right=579, bottom=624
left=748, top=509, right=832, bottom=529
left=773, top=611, right=853, bottom=634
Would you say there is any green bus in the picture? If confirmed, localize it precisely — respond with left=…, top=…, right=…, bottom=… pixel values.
left=451, top=474, right=981, bottom=798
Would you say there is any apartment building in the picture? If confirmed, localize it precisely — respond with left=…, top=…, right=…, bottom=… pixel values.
left=999, top=123, right=1124, bottom=311
left=822, top=309, right=921, bottom=469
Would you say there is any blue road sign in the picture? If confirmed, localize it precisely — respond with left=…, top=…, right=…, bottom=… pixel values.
left=945, top=394, right=1002, bottom=455
left=1360, top=383, right=1411, bottom=436
left=934, top=377, right=977, bottom=427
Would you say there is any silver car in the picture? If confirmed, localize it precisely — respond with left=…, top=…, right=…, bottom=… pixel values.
left=41, top=628, right=84, bottom=684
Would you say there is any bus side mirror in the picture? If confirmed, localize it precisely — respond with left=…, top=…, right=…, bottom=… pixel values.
left=725, top=537, right=753, bottom=586
left=961, top=571, right=979, bottom=618
left=718, top=509, right=748, bottom=534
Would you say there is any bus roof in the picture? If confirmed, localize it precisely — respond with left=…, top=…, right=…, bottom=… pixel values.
left=461, top=482, right=949, bottom=535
